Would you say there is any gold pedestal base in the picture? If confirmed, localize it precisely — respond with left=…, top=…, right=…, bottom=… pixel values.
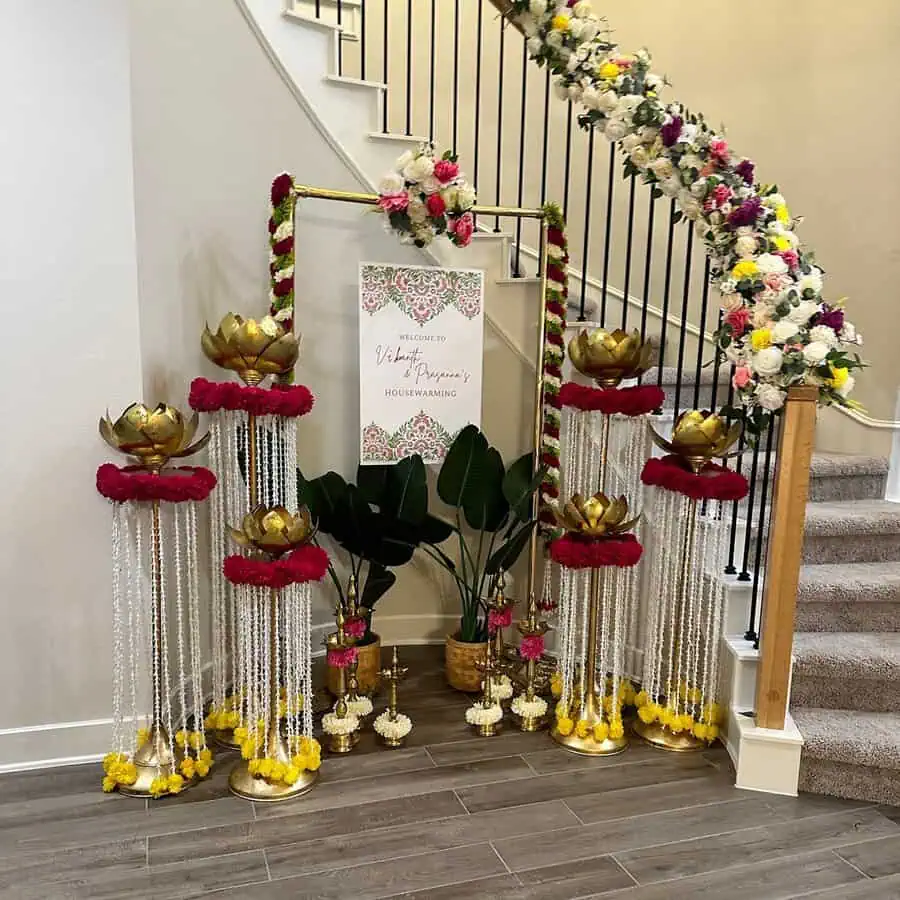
left=118, top=724, right=197, bottom=798
left=228, top=762, right=318, bottom=802
left=328, top=732, right=356, bottom=754
left=475, top=722, right=500, bottom=737
left=515, top=713, right=547, bottom=733
left=381, top=735, right=406, bottom=749
left=550, top=724, right=628, bottom=756
left=213, top=728, right=240, bottom=751
left=632, top=718, right=707, bottom=752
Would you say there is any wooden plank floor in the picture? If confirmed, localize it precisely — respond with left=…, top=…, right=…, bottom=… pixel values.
left=2, top=648, right=900, bottom=899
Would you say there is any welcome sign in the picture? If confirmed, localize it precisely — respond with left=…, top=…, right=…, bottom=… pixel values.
left=358, top=262, right=484, bottom=464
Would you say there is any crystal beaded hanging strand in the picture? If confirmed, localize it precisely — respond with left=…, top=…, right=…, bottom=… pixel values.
left=186, top=502, right=206, bottom=750
left=286, top=421, right=298, bottom=515
left=128, top=504, right=142, bottom=743
left=173, top=502, right=189, bottom=741
left=301, top=583, right=313, bottom=739
left=209, top=418, right=226, bottom=716
left=111, top=502, right=125, bottom=755
left=158, top=506, right=174, bottom=748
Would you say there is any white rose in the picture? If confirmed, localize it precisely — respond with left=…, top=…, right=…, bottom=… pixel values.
left=734, top=235, right=758, bottom=258
left=645, top=74, right=664, bottom=91
left=456, top=184, right=476, bottom=210
left=798, top=268, right=824, bottom=295
left=802, top=341, right=830, bottom=365
left=771, top=320, right=800, bottom=343
left=808, top=324, right=838, bottom=348
left=753, top=347, right=784, bottom=377
left=649, top=158, right=674, bottom=179
left=621, top=133, right=642, bottom=153
left=403, top=154, right=434, bottom=182
left=407, top=200, right=428, bottom=224
left=379, top=172, right=405, bottom=194
left=689, top=179, right=707, bottom=199
left=527, top=36, right=543, bottom=56
left=529, top=0, right=547, bottom=16
left=420, top=175, right=443, bottom=195
left=660, top=175, right=682, bottom=197
left=568, top=84, right=583, bottom=102
left=546, top=30, right=563, bottom=48
left=521, top=17, right=538, bottom=37
left=756, top=383, right=787, bottom=411
left=678, top=190, right=701, bottom=220
left=573, top=0, right=592, bottom=16
left=788, top=300, right=819, bottom=324
left=568, top=18, right=584, bottom=38
left=840, top=322, right=860, bottom=344
left=580, top=20, right=598, bottom=41
left=837, top=374, right=855, bottom=398
left=630, top=146, right=650, bottom=168
left=719, top=279, right=737, bottom=295
left=395, top=150, right=414, bottom=173
left=604, top=118, right=629, bottom=141
left=756, top=253, right=788, bottom=276
left=639, top=126, right=659, bottom=143
left=554, top=81, right=569, bottom=100
left=681, top=153, right=703, bottom=172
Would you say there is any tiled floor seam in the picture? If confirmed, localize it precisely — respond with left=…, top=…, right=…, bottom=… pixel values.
left=488, top=840, right=513, bottom=874
left=830, top=845, right=876, bottom=880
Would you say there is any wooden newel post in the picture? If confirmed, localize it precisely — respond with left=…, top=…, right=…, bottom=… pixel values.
left=755, top=385, right=819, bottom=730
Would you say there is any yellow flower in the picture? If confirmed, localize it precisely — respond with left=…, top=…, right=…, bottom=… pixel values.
left=234, top=726, right=248, bottom=741
left=180, top=758, right=195, bottom=779
left=167, top=774, right=185, bottom=794
left=634, top=690, right=649, bottom=708
left=575, top=719, right=590, bottom=739
left=149, top=776, right=169, bottom=798
left=732, top=260, right=759, bottom=281
left=772, top=235, right=791, bottom=252
left=195, top=761, right=210, bottom=778
left=556, top=716, right=574, bottom=736
left=551, top=13, right=570, bottom=31
left=102, top=775, right=117, bottom=793
left=609, top=718, right=625, bottom=740
left=750, top=328, right=772, bottom=351
left=258, top=758, right=274, bottom=778
left=693, top=722, right=709, bottom=741
left=598, top=61, right=620, bottom=80
left=775, top=204, right=790, bottom=224
left=830, top=366, right=849, bottom=388
left=199, top=748, right=213, bottom=764
left=637, top=704, right=657, bottom=724
left=284, top=765, right=300, bottom=785
left=103, top=751, right=126, bottom=774
left=706, top=724, right=720, bottom=741
left=248, top=759, right=261, bottom=776
left=175, top=730, right=187, bottom=748
left=592, top=722, right=609, bottom=743
left=550, top=672, right=563, bottom=698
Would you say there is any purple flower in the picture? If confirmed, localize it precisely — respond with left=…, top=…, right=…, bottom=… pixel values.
left=727, top=196, right=762, bottom=229
left=660, top=116, right=683, bottom=147
left=735, top=159, right=755, bottom=185
left=815, top=305, right=844, bottom=332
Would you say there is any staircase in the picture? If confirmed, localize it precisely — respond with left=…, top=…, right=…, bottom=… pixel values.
left=787, top=456, right=900, bottom=804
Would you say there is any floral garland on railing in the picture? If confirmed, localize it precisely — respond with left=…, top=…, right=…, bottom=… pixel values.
left=269, top=173, right=297, bottom=328
left=376, top=143, right=476, bottom=248
left=504, top=0, right=863, bottom=436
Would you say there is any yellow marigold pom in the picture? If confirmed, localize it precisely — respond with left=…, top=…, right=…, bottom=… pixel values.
left=575, top=719, right=591, bottom=739
left=772, top=235, right=791, bottom=252
left=637, top=704, right=657, bottom=724
left=679, top=714, right=695, bottom=733
left=258, top=758, right=274, bottom=778
left=149, top=776, right=168, bottom=798
left=224, top=711, right=240, bottom=729
left=284, top=765, right=300, bottom=785
left=118, top=762, right=137, bottom=786
left=750, top=328, right=772, bottom=351
left=659, top=707, right=675, bottom=728
left=702, top=703, right=723, bottom=725
left=180, top=758, right=195, bottom=779
left=167, top=774, right=185, bottom=794
left=174, top=730, right=187, bottom=748
left=195, top=761, right=210, bottom=778
left=693, top=723, right=708, bottom=741
left=240, top=740, right=256, bottom=761
left=732, top=260, right=759, bottom=281
left=609, top=718, right=625, bottom=740
left=103, top=751, right=126, bottom=774
left=598, top=61, right=620, bottom=79
left=199, top=748, right=213, bottom=764
left=634, top=690, right=649, bottom=708
left=102, top=775, right=117, bottom=793
left=189, top=732, right=203, bottom=751
left=706, top=724, right=720, bottom=742
left=234, top=726, right=249, bottom=741
left=592, top=722, right=609, bottom=743
left=248, top=759, right=261, bottom=776
left=204, top=713, right=216, bottom=731
left=550, top=672, right=563, bottom=698
left=556, top=716, right=574, bottom=736
left=551, top=13, right=570, bottom=31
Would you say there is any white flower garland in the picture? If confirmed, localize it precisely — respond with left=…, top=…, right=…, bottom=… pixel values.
left=511, top=694, right=548, bottom=718
left=504, top=0, right=863, bottom=435
left=373, top=711, right=413, bottom=740
left=346, top=695, right=374, bottom=718
left=321, top=711, right=359, bottom=736
left=488, top=674, right=514, bottom=701
left=465, top=702, right=503, bottom=726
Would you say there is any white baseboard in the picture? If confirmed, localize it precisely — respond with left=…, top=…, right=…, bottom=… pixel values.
left=0, top=718, right=116, bottom=773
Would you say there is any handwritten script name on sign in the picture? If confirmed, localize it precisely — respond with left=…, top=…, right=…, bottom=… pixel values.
left=359, top=263, right=484, bottom=464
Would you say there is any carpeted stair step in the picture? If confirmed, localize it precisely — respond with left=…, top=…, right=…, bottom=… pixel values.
left=795, top=562, right=900, bottom=633
left=793, top=707, right=900, bottom=805
left=791, top=632, right=900, bottom=713
left=754, top=454, right=888, bottom=503
left=802, top=500, right=900, bottom=565
left=633, top=366, right=730, bottom=412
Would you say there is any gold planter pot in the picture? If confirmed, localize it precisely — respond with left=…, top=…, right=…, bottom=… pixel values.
left=445, top=635, right=488, bottom=693
left=327, top=634, right=381, bottom=696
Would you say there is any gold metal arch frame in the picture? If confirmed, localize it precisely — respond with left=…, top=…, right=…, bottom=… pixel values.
left=291, top=184, right=550, bottom=608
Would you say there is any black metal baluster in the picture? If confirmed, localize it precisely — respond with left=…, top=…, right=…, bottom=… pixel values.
left=514, top=41, right=528, bottom=277
left=621, top=173, right=636, bottom=330
left=639, top=193, right=655, bottom=345
left=336, top=0, right=343, bottom=75
left=536, top=68, right=550, bottom=276
left=428, top=0, right=436, bottom=140
left=600, top=143, right=616, bottom=326
left=655, top=201, right=677, bottom=390
left=739, top=441, right=762, bottom=583
left=452, top=0, right=460, bottom=152
left=382, top=0, right=389, bottom=133
left=359, top=0, right=366, bottom=81
left=405, top=0, right=413, bottom=135
left=693, top=258, right=712, bottom=410
left=708, top=310, right=724, bottom=411
left=724, top=379, right=741, bottom=575
left=672, top=223, right=694, bottom=421
left=562, top=101, right=573, bottom=217
left=315, top=0, right=320, bottom=18
left=494, top=17, right=505, bottom=232
left=578, top=129, right=596, bottom=321
left=749, top=422, right=777, bottom=646
left=472, top=0, right=483, bottom=228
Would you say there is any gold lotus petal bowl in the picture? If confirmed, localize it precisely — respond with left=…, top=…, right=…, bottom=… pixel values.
left=568, top=328, right=654, bottom=386
left=230, top=505, right=315, bottom=555
left=201, top=313, right=299, bottom=382
left=553, top=492, right=639, bottom=538
left=99, top=402, right=208, bottom=467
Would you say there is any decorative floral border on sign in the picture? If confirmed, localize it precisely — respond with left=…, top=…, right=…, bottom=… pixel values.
left=361, top=411, right=457, bottom=464
left=503, top=1, right=863, bottom=437
left=360, top=263, right=483, bottom=327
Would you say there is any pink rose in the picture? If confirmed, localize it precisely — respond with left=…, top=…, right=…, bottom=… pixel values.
left=426, top=193, right=446, bottom=217
left=433, top=159, right=459, bottom=183
left=377, top=192, right=409, bottom=213
left=713, top=184, right=733, bottom=207
left=451, top=212, right=474, bottom=247
left=778, top=250, right=799, bottom=270
left=732, top=366, right=752, bottom=389
left=709, top=139, right=730, bottom=164
left=724, top=306, right=751, bottom=334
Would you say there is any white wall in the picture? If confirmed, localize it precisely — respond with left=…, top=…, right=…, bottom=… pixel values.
left=0, top=2, right=143, bottom=765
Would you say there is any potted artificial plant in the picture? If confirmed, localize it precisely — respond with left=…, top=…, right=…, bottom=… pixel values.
left=432, top=425, right=541, bottom=692
left=299, top=456, right=451, bottom=694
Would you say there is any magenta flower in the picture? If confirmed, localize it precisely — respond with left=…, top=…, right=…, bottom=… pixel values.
left=488, top=606, right=513, bottom=635
left=451, top=212, right=474, bottom=247
left=724, top=306, right=751, bottom=334
left=816, top=306, right=844, bottom=332
left=778, top=250, right=799, bottom=269
left=519, top=635, right=545, bottom=661
left=345, top=617, right=366, bottom=640
left=377, top=192, right=409, bottom=214
left=433, top=159, right=459, bottom=183
left=327, top=647, right=358, bottom=669
left=713, top=184, right=733, bottom=208
left=660, top=116, right=683, bottom=147
left=709, top=139, right=730, bottom=164
left=727, top=196, right=762, bottom=229
left=735, top=158, right=755, bottom=185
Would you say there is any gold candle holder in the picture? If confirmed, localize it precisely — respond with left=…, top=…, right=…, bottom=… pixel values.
left=323, top=605, right=360, bottom=754
left=376, top=647, right=411, bottom=749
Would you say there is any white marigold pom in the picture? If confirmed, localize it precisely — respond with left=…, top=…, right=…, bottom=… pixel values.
left=322, top=711, right=359, bottom=735
left=373, top=711, right=413, bottom=741
left=465, top=703, right=503, bottom=726
left=511, top=695, right=548, bottom=719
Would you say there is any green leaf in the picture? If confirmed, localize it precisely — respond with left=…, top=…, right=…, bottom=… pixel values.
left=502, top=452, right=542, bottom=523
left=356, top=464, right=389, bottom=508
left=462, top=445, right=507, bottom=532
left=361, top=563, right=395, bottom=611
left=421, top=513, right=453, bottom=545
left=384, top=455, right=427, bottom=525
left=307, top=471, right=349, bottom=540
left=437, top=424, right=488, bottom=507
left=485, top=522, right=536, bottom=574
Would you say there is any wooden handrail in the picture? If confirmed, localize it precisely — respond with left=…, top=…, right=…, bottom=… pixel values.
left=755, top=385, right=819, bottom=729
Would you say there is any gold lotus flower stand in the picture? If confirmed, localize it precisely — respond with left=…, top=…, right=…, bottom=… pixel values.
left=200, top=314, right=301, bottom=752
left=99, top=404, right=212, bottom=798
left=635, top=411, right=742, bottom=752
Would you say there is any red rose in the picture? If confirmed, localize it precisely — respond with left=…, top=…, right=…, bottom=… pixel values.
left=272, top=236, right=294, bottom=257
left=268, top=217, right=277, bottom=235
left=273, top=278, right=292, bottom=297
left=271, top=173, right=293, bottom=205
left=433, top=159, right=459, bottom=183
left=426, top=193, right=446, bottom=217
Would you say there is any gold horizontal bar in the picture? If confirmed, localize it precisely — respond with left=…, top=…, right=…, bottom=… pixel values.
left=293, top=184, right=544, bottom=219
